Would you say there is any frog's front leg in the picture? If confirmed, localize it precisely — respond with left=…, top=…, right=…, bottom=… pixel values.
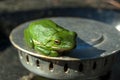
left=24, top=29, right=34, bottom=48
left=34, top=46, right=59, bottom=57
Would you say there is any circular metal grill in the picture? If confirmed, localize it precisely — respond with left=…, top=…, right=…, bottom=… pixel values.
left=18, top=50, right=116, bottom=79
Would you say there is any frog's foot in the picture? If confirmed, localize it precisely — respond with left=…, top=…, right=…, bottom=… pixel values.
left=49, top=50, right=59, bottom=57
left=35, top=46, right=59, bottom=57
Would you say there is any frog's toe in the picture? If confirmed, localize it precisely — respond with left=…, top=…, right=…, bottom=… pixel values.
left=49, top=51, right=59, bottom=57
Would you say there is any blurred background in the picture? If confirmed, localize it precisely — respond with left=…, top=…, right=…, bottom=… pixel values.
left=0, top=0, right=120, bottom=80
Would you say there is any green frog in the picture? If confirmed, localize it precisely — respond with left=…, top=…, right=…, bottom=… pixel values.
left=24, top=19, right=76, bottom=57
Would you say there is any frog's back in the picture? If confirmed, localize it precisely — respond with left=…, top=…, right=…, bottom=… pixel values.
left=27, top=19, right=65, bottom=44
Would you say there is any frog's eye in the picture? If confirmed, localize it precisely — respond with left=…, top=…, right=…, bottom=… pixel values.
left=54, top=40, right=61, bottom=45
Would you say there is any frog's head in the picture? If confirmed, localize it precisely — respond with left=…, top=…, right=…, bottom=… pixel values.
left=46, top=30, right=77, bottom=52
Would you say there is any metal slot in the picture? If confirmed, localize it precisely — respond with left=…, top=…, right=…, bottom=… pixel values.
left=26, top=55, right=29, bottom=64
left=79, top=63, right=83, bottom=72
left=93, top=62, right=97, bottom=70
left=36, top=60, right=40, bottom=68
left=64, top=63, right=69, bottom=73
left=49, top=62, right=54, bottom=72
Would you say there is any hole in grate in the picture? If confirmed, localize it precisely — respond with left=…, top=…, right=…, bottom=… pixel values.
left=36, top=60, right=40, bottom=68
left=79, top=63, right=83, bottom=72
left=49, top=62, right=54, bottom=72
left=93, top=62, right=97, bottom=70
left=26, top=55, right=29, bottom=64
left=64, top=63, right=69, bottom=73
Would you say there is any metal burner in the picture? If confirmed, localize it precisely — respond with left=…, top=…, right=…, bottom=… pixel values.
left=9, top=17, right=120, bottom=80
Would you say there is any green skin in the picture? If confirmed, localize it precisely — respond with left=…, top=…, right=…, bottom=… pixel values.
left=24, top=19, right=76, bottom=57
